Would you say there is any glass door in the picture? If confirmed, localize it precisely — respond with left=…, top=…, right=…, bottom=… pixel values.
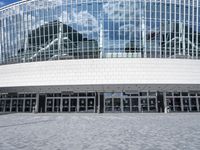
left=63, top=99, right=69, bottom=112
left=70, top=98, right=77, bottom=112
left=12, top=100, right=17, bottom=112
left=54, top=99, right=60, bottom=112
left=113, top=98, right=121, bottom=112
left=79, top=98, right=86, bottom=112
left=87, top=98, right=95, bottom=112
left=46, top=99, right=53, bottom=112
left=18, top=99, right=23, bottom=112
left=123, top=98, right=130, bottom=112
left=5, top=100, right=11, bottom=112
left=105, top=98, right=112, bottom=112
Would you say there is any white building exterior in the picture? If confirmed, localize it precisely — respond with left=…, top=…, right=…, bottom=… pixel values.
left=0, top=0, right=200, bottom=113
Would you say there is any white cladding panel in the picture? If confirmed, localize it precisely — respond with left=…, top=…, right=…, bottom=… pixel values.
left=0, top=58, right=200, bottom=88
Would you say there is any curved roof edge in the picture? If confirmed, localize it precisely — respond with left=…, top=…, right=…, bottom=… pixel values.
left=0, top=0, right=32, bottom=11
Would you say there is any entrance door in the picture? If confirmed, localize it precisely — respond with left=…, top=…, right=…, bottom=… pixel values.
left=174, top=98, right=181, bottom=111
left=25, top=99, right=31, bottom=112
left=39, top=95, right=45, bottom=113
left=141, top=98, right=148, bottom=112
left=31, top=99, right=36, bottom=112
left=87, top=98, right=95, bottom=112
left=166, top=98, right=173, bottom=112
left=0, top=100, right=5, bottom=112
left=105, top=98, right=112, bottom=112
left=157, top=92, right=164, bottom=112
left=149, top=98, right=156, bottom=112
left=18, top=99, right=23, bottom=112
left=113, top=98, right=121, bottom=112
left=54, top=99, right=60, bottom=112
left=131, top=98, right=139, bottom=112
left=5, top=100, right=11, bottom=112
left=191, top=98, right=197, bottom=111
left=123, top=98, right=130, bottom=112
left=46, top=99, right=53, bottom=112
left=70, top=98, right=77, bottom=112
left=12, top=100, right=17, bottom=112
left=183, top=98, right=190, bottom=111
left=79, top=98, right=86, bottom=112
left=63, top=99, right=69, bottom=112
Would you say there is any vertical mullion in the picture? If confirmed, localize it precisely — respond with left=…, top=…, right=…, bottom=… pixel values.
left=178, top=0, right=181, bottom=56
left=196, top=1, right=199, bottom=59
left=174, top=0, right=177, bottom=58
left=134, top=1, right=136, bottom=57
left=188, top=0, right=190, bottom=57
left=165, top=0, right=167, bottom=58
left=149, top=1, right=152, bottom=58
left=182, top=1, right=186, bottom=56
left=159, top=1, right=162, bottom=58
left=192, top=0, right=195, bottom=59
left=144, top=0, right=146, bottom=58
left=169, top=0, right=172, bottom=58
left=155, top=0, right=157, bottom=58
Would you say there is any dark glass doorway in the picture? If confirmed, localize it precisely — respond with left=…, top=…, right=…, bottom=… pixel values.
left=39, top=95, right=46, bottom=113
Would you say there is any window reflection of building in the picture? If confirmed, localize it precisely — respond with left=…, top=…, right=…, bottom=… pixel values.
left=17, top=20, right=99, bottom=62
left=0, top=0, right=200, bottom=65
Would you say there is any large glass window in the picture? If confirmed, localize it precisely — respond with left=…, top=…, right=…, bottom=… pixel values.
left=0, top=0, right=200, bottom=65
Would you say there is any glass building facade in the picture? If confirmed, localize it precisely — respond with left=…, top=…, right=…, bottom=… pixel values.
left=0, top=0, right=200, bottom=65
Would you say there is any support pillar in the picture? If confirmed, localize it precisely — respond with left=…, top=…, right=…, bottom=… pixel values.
left=130, top=98, right=132, bottom=112
left=52, top=98, right=55, bottom=112
left=45, top=97, right=47, bottom=113
left=10, top=99, right=12, bottom=112
left=86, top=97, right=88, bottom=112
left=196, top=98, right=199, bottom=112
left=69, top=98, right=71, bottom=113
left=155, top=97, right=158, bottom=112
left=189, top=97, right=192, bottom=112
left=94, top=95, right=96, bottom=113
left=147, top=98, right=150, bottom=112
left=164, top=92, right=167, bottom=113
left=181, top=97, right=184, bottom=112
left=60, top=97, right=63, bottom=113
left=23, top=99, right=25, bottom=113
left=138, top=97, right=141, bottom=112
left=98, top=92, right=100, bottom=113
left=121, top=97, right=123, bottom=113
left=35, top=93, right=39, bottom=113
left=30, top=99, right=32, bottom=113
left=77, top=98, right=79, bottom=113
left=3, top=101, right=5, bottom=112
left=173, top=98, right=175, bottom=112
left=112, top=98, right=114, bottom=112
left=16, top=100, right=18, bottom=113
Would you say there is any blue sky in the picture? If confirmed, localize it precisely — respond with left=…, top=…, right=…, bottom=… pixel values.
left=0, top=0, right=18, bottom=8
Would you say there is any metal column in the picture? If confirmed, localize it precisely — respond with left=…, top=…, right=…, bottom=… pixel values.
left=60, top=97, right=63, bottom=112
left=97, top=92, right=100, bottom=113
left=10, top=99, right=12, bottom=112
left=77, top=98, right=79, bottom=113
left=35, top=93, right=39, bottom=113
left=121, top=97, right=123, bottom=113
left=197, top=98, right=200, bottom=112
left=164, top=92, right=167, bottom=113
left=181, top=97, right=184, bottom=112
left=189, top=97, right=192, bottom=112
left=45, top=97, right=47, bottom=113
left=23, top=99, right=25, bottom=112
left=138, top=97, right=141, bottom=112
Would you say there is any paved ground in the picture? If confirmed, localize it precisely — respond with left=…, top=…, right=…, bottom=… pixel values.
left=0, top=113, right=200, bottom=150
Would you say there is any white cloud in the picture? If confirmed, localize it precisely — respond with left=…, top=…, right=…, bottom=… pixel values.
left=0, top=2, right=5, bottom=7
